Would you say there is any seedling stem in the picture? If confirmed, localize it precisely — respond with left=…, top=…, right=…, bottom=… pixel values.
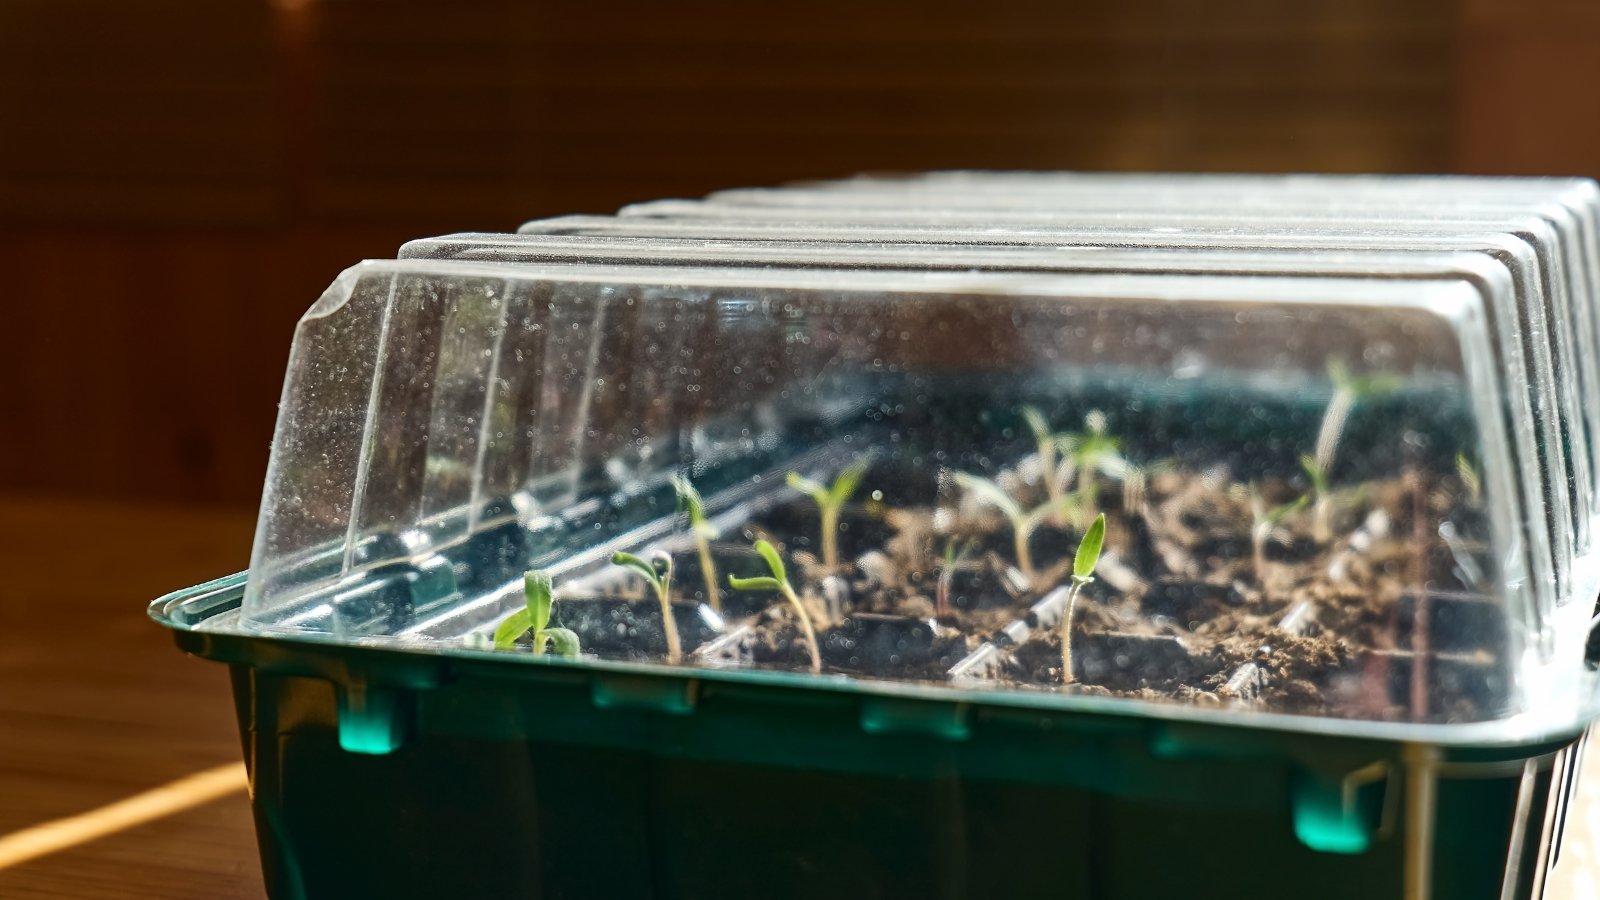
left=673, top=475, right=721, bottom=613
left=954, top=471, right=1078, bottom=587
left=1248, top=485, right=1308, bottom=577
left=1314, top=357, right=1399, bottom=475
left=1061, top=514, right=1106, bottom=684
left=788, top=455, right=872, bottom=571
left=1022, top=406, right=1062, bottom=511
left=729, top=540, right=821, bottom=673
left=1056, top=411, right=1128, bottom=522
left=936, top=538, right=973, bottom=618
left=612, top=550, right=682, bottom=663
left=1302, top=455, right=1334, bottom=544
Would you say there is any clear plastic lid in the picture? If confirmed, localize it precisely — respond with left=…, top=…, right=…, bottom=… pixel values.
left=623, top=187, right=1600, bottom=493
left=397, top=235, right=1566, bottom=638
left=243, top=258, right=1552, bottom=729
left=493, top=217, right=1595, bottom=614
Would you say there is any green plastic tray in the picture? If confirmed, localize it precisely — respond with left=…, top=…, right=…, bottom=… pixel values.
left=154, top=573, right=1584, bottom=900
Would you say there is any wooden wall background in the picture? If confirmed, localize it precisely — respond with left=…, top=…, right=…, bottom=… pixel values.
left=1, top=0, right=1595, bottom=506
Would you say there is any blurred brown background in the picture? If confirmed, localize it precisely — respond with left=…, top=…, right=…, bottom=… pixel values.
left=1, top=0, right=1597, bottom=507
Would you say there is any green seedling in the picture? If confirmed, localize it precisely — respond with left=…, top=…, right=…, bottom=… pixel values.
left=935, top=538, right=974, bottom=619
left=1061, top=514, right=1106, bottom=685
left=1314, top=357, right=1400, bottom=475
left=1022, top=406, right=1064, bottom=510
left=1456, top=452, right=1481, bottom=505
left=612, top=550, right=683, bottom=663
left=1055, top=410, right=1140, bottom=521
left=787, top=455, right=872, bottom=571
left=673, top=475, right=721, bottom=613
left=728, top=539, right=821, bottom=674
left=1247, top=484, right=1308, bottom=577
left=954, top=471, right=1079, bottom=587
left=492, top=570, right=581, bottom=658
left=1301, top=454, right=1335, bottom=544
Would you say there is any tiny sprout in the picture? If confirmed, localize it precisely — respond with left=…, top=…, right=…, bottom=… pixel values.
left=612, top=550, right=682, bottom=663
left=936, top=538, right=974, bottom=619
left=954, top=471, right=1079, bottom=588
left=493, top=570, right=581, bottom=658
left=1061, top=514, right=1106, bottom=684
left=1247, top=485, right=1308, bottom=577
left=1314, top=357, right=1400, bottom=475
left=1055, top=410, right=1135, bottom=522
left=728, top=540, right=821, bottom=674
left=1301, top=454, right=1334, bottom=543
left=673, top=475, right=721, bottom=613
left=787, top=455, right=872, bottom=571
left=1022, top=406, right=1063, bottom=510
left=1455, top=452, right=1482, bottom=504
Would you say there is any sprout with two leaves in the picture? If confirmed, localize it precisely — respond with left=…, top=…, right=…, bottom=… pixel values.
left=612, top=550, right=683, bottom=664
left=787, top=455, right=873, bottom=571
left=1060, top=514, right=1106, bottom=685
left=673, top=475, right=722, bottom=613
left=493, top=570, right=581, bottom=658
left=1246, top=484, right=1308, bottom=577
left=953, top=471, right=1079, bottom=589
left=1023, top=406, right=1067, bottom=512
left=1056, top=410, right=1145, bottom=520
left=1313, top=358, right=1401, bottom=476
left=1303, top=357, right=1399, bottom=541
left=1023, top=407, right=1144, bottom=523
left=728, top=539, right=821, bottom=674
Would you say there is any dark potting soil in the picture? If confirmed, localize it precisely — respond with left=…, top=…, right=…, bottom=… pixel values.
left=562, top=452, right=1495, bottom=719
left=746, top=608, right=981, bottom=680
left=977, top=465, right=1500, bottom=720
left=549, top=597, right=723, bottom=660
left=1002, top=626, right=1360, bottom=715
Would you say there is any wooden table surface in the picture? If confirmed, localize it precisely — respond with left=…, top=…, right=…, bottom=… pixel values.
left=0, top=494, right=1598, bottom=899
left=0, top=497, right=263, bottom=899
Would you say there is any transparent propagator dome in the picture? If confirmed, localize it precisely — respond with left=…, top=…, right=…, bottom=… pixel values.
left=420, top=224, right=1593, bottom=613
left=245, top=258, right=1560, bottom=730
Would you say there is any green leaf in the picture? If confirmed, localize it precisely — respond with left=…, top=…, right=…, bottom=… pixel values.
left=953, top=471, right=1023, bottom=524
left=1456, top=452, right=1481, bottom=501
left=543, top=628, right=582, bottom=659
left=524, top=569, right=554, bottom=634
left=787, top=470, right=829, bottom=504
left=829, top=455, right=873, bottom=506
left=1327, top=356, right=1351, bottom=390
left=1074, top=513, right=1106, bottom=581
left=1300, top=455, right=1328, bottom=496
left=493, top=608, right=533, bottom=649
left=728, top=575, right=783, bottom=592
left=752, top=539, right=788, bottom=583
left=612, top=551, right=663, bottom=589
left=1269, top=495, right=1309, bottom=524
left=1328, top=356, right=1398, bottom=401
left=1084, top=409, right=1107, bottom=436
left=673, top=475, right=706, bottom=525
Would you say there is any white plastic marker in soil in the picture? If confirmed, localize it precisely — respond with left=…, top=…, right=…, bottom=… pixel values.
left=0, top=762, right=246, bottom=870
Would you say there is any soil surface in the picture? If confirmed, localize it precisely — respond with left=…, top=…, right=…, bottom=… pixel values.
left=538, top=451, right=1493, bottom=721
left=726, top=455, right=1493, bottom=720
